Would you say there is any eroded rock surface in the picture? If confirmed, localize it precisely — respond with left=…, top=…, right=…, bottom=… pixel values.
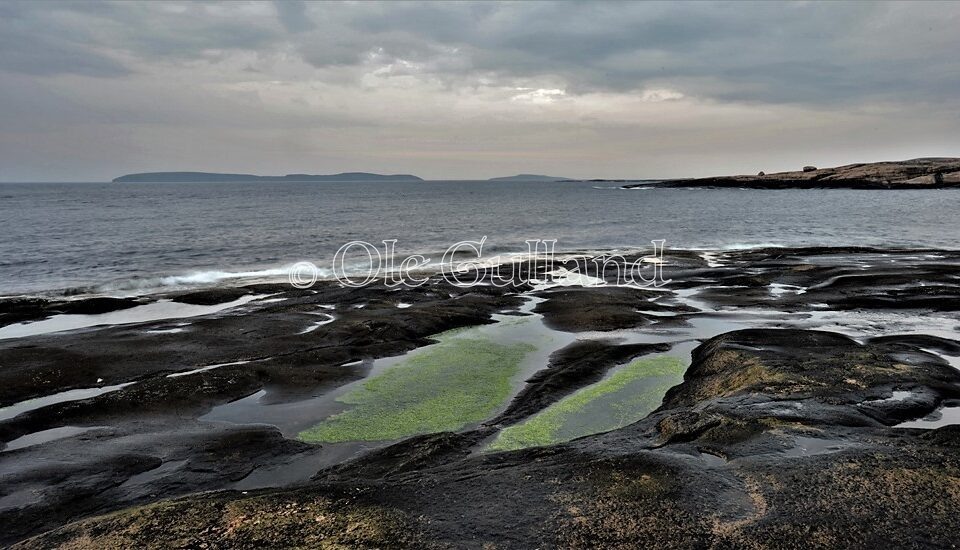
left=4, top=247, right=960, bottom=547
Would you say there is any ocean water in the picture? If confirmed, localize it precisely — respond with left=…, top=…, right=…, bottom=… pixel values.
left=1, top=180, right=958, bottom=296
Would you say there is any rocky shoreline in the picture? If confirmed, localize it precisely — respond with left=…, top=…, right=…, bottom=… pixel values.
left=2, top=247, right=960, bottom=547
left=623, top=157, right=960, bottom=189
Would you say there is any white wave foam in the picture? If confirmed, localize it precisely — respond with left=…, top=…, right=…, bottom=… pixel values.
left=671, top=243, right=785, bottom=252
left=158, top=268, right=289, bottom=286
left=84, top=264, right=335, bottom=296
left=37, top=242, right=776, bottom=299
left=721, top=243, right=783, bottom=251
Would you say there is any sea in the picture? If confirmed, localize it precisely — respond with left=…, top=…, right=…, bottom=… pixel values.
left=1, top=180, right=958, bottom=297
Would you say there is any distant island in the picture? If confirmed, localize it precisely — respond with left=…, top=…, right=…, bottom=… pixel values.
left=487, top=174, right=568, bottom=182
left=113, top=171, right=424, bottom=183
left=623, top=157, right=960, bottom=190
left=112, top=160, right=960, bottom=187
left=114, top=171, right=578, bottom=183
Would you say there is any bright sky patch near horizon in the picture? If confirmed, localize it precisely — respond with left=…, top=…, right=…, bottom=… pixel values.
left=1, top=1, right=958, bottom=181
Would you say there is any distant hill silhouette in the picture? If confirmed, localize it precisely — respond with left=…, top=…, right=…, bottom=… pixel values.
left=487, top=174, right=568, bottom=182
left=113, top=171, right=424, bottom=183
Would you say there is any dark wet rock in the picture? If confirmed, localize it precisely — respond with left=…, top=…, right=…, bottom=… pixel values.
left=0, top=357, right=371, bottom=444
left=0, top=280, right=523, bottom=406
left=662, top=247, right=960, bottom=314
left=323, top=430, right=489, bottom=480
left=532, top=286, right=676, bottom=332
left=0, top=297, right=51, bottom=328
left=1, top=452, right=164, bottom=546
left=660, top=329, right=960, bottom=426
left=0, top=276, right=532, bottom=543
left=7, top=248, right=960, bottom=547
left=54, top=297, right=145, bottom=315
left=10, top=355, right=960, bottom=547
left=167, top=287, right=254, bottom=305
left=13, top=483, right=419, bottom=549
left=3, top=424, right=327, bottom=548
left=7, top=425, right=311, bottom=544
left=832, top=289, right=960, bottom=311
left=654, top=410, right=726, bottom=445
left=0, top=296, right=146, bottom=328
left=917, top=423, right=960, bottom=445
left=868, top=334, right=960, bottom=355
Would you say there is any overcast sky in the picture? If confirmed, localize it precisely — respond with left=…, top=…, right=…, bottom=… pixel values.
left=1, top=1, right=958, bottom=181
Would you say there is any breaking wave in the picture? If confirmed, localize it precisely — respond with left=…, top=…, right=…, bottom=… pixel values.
left=55, top=264, right=335, bottom=297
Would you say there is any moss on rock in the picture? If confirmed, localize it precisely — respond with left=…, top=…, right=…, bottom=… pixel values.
left=299, top=335, right=535, bottom=443
left=489, top=355, right=686, bottom=451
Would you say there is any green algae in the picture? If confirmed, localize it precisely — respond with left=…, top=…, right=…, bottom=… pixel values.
left=488, top=355, right=686, bottom=452
left=298, top=335, right=536, bottom=443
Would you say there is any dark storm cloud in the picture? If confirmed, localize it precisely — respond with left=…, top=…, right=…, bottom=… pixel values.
left=288, top=1, right=959, bottom=104
left=0, top=2, right=130, bottom=77
left=0, top=1, right=282, bottom=75
left=274, top=1, right=315, bottom=34
left=2, top=1, right=956, bottom=104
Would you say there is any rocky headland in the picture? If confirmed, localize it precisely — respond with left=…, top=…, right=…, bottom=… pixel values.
left=624, top=157, right=960, bottom=189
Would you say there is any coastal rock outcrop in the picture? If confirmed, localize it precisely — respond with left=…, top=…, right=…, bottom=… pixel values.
left=626, top=157, right=960, bottom=189
left=15, top=325, right=960, bottom=549
left=6, top=248, right=960, bottom=548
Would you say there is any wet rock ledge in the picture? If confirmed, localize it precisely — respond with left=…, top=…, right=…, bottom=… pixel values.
left=15, top=326, right=960, bottom=548
left=3, top=247, right=960, bottom=548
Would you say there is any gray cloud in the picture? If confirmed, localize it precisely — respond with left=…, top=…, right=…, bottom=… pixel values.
left=0, top=1, right=284, bottom=75
left=0, top=2, right=130, bottom=77
left=274, top=1, right=314, bottom=33
left=4, top=1, right=955, bottom=102
left=287, top=1, right=959, bottom=104
left=0, top=1, right=958, bottom=181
